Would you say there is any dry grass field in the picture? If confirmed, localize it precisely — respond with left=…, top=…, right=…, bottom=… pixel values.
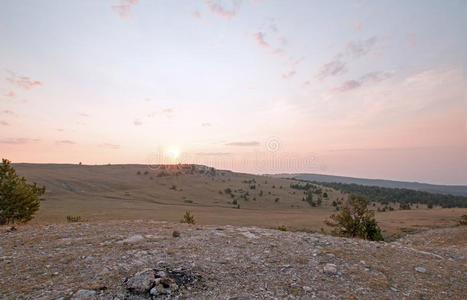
left=14, top=163, right=467, bottom=239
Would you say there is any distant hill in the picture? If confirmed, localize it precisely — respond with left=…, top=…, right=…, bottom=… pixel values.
left=277, top=173, right=467, bottom=197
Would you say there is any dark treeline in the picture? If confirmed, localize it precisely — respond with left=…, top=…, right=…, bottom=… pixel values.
left=292, top=179, right=467, bottom=208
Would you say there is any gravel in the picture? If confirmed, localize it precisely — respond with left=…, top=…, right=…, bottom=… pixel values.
left=1, top=221, right=466, bottom=299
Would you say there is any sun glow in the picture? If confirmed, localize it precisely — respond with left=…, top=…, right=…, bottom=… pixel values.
left=165, top=146, right=181, bottom=161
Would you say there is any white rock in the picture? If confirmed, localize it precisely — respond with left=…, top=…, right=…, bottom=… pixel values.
left=323, top=263, right=337, bottom=275
left=241, top=232, right=258, bottom=239
left=415, top=267, right=426, bottom=273
left=303, top=286, right=312, bottom=292
left=119, top=234, right=144, bottom=244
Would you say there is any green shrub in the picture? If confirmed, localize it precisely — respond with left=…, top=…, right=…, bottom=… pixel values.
left=180, top=211, right=195, bottom=224
left=325, top=194, right=384, bottom=241
left=277, top=225, right=287, bottom=231
left=0, top=159, right=45, bottom=225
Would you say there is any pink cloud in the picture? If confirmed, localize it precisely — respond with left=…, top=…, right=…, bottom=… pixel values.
left=56, top=140, right=75, bottom=145
left=253, top=32, right=269, bottom=48
left=333, top=80, right=361, bottom=92
left=112, top=0, right=139, bottom=19
left=133, top=119, right=143, bottom=126
left=0, top=138, right=40, bottom=145
left=5, top=91, right=16, bottom=98
left=205, top=0, right=240, bottom=19
left=0, top=120, right=9, bottom=126
left=6, top=71, right=42, bottom=90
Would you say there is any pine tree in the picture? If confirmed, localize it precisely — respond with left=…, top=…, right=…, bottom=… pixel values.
left=0, top=159, right=45, bottom=225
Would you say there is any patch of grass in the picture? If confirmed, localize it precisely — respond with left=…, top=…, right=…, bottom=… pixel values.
left=66, top=215, right=84, bottom=223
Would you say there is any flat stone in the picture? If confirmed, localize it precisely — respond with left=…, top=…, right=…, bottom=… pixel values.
left=72, top=289, right=97, bottom=299
left=323, top=263, right=338, bottom=275
left=125, top=269, right=156, bottom=294
left=415, top=267, right=427, bottom=273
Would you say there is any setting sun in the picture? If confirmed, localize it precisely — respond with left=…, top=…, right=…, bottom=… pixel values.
left=165, top=146, right=181, bottom=161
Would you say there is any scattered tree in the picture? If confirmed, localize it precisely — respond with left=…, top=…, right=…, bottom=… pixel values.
left=325, top=194, right=384, bottom=241
left=0, top=159, right=45, bottom=225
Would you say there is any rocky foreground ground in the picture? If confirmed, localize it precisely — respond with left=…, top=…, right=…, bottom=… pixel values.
left=1, top=221, right=466, bottom=300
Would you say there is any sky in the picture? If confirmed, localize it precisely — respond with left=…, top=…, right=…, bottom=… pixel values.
left=1, top=0, right=466, bottom=184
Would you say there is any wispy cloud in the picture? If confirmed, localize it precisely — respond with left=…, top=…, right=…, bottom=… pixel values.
left=6, top=70, right=42, bottom=90
left=204, top=0, right=240, bottom=19
left=346, top=36, right=377, bottom=58
left=254, top=32, right=270, bottom=48
left=282, top=70, right=296, bottom=79
left=1, top=110, right=15, bottom=115
left=316, top=36, right=378, bottom=80
left=225, top=141, right=260, bottom=147
left=201, top=122, right=212, bottom=127
left=252, top=19, right=288, bottom=56
left=333, top=80, right=361, bottom=92
left=333, top=71, right=393, bottom=93
left=147, top=108, right=175, bottom=119
left=0, top=120, right=9, bottom=126
left=100, top=143, right=120, bottom=149
left=195, top=152, right=231, bottom=156
left=0, top=138, right=40, bottom=145
left=317, top=60, right=347, bottom=79
left=133, top=119, right=143, bottom=126
left=112, top=0, right=138, bottom=19
left=56, top=140, right=75, bottom=145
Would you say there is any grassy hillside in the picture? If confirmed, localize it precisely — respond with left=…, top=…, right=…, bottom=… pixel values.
left=280, top=173, right=467, bottom=196
left=12, top=163, right=467, bottom=237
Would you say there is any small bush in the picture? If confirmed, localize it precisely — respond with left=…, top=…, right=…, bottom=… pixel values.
left=136, top=171, right=141, bottom=175
left=459, top=215, right=467, bottom=226
left=66, top=215, right=84, bottom=223
left=170, top=185, right=177, bottom=190
left=400, top=203, right=411, bottom=210
left=277, top=225, right=287, bottom=231
left=325, top=194, right=383, bottom=241
left=180, top=211, right=195, bottom=224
